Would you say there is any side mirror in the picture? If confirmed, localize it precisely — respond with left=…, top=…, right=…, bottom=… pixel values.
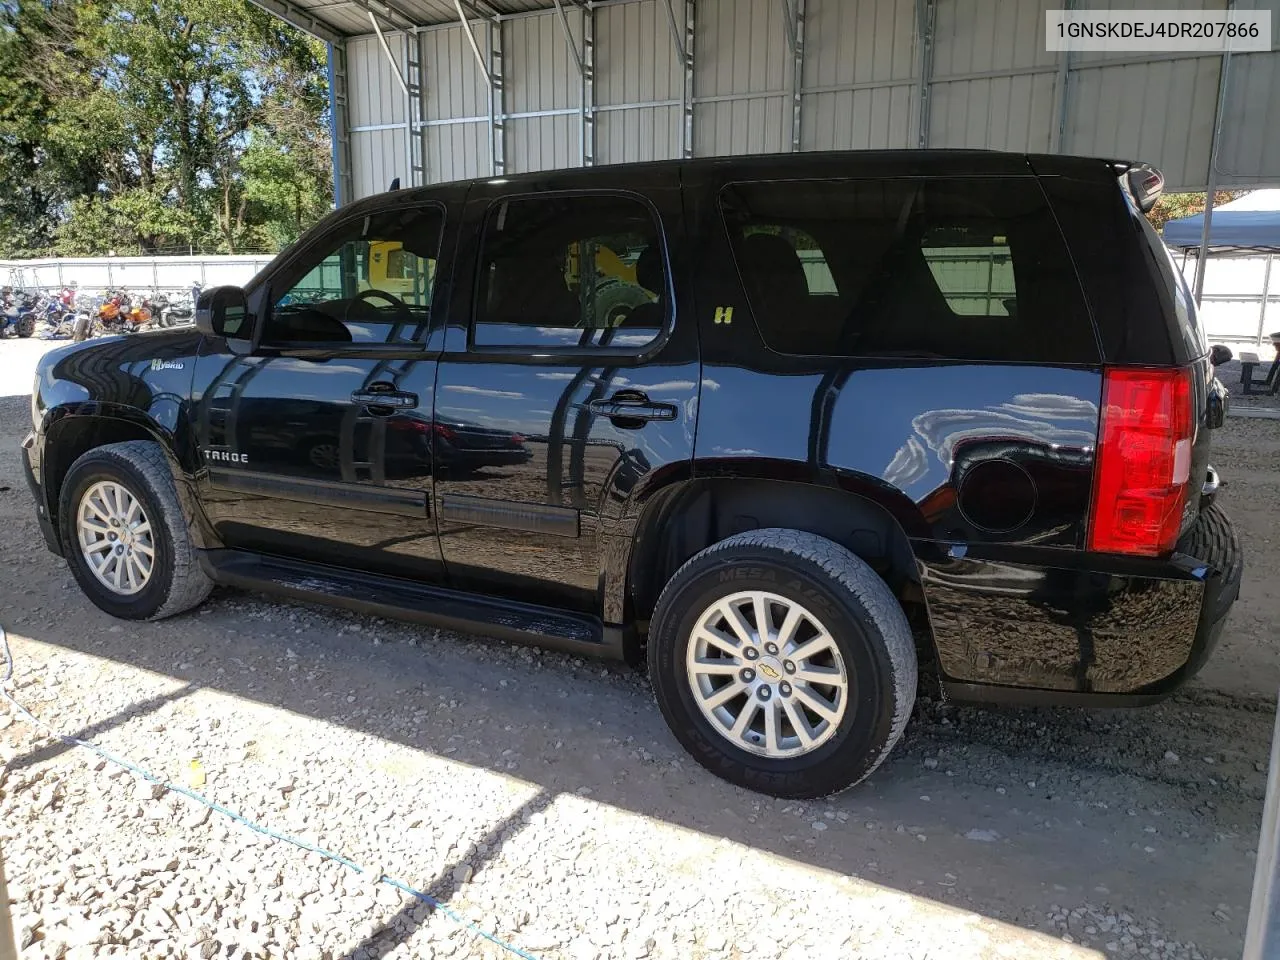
left=1210, top=344, right=1233, bottom=367
left=195, top=286, right=251, bottom=339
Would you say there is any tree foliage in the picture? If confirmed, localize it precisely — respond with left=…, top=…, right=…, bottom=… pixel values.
left=0, top=0, right=332, bottom=257
left=1148, top=191, right=1245, bottom=233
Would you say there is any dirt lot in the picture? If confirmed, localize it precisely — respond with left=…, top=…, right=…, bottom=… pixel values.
left=0, top=338, right=1277, bottom=959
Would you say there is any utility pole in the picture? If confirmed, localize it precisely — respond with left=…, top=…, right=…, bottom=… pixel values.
left=0, top=841, right=16, bottom=960
left=1244, top=695, right=1280, bottom=958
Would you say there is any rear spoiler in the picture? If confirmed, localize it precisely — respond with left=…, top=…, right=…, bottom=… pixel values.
left=1110, top=160, right=1165, bottom=213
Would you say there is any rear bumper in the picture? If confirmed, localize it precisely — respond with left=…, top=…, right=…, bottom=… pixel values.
left=1173, top=500, right=1242, bottom=681
left=22, top=431, right=62, bottom=556
left=921, top=502, right=1243, bottom=702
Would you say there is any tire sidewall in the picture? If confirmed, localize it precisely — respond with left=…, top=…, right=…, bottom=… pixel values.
left=650, top=550, right=900, bottom=797
left=59, top=455, right=176, bottom=620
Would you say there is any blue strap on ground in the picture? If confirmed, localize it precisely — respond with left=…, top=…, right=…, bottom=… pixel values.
left=0, top=626, right=542, bottom=960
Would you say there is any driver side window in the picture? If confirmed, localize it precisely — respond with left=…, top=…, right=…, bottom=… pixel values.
left=265, top=204, right=444, bottom=346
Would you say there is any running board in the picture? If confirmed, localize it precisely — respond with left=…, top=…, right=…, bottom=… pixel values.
left=199, top=549, right=625, bottom=660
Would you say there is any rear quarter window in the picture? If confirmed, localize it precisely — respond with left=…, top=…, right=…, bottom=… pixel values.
left=1037, top=173, right=1190, bottom=366
left=719, top=177, right=1099, bottom=364
left=1137, top=210, right=1206, bottom=360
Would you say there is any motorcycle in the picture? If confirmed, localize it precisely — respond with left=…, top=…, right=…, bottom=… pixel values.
left=152, top=291, right=195, bottom=328
left=88, top=288, right=151, bottom=337
left=37, top=295, right=78, bottom=338
left=1, top=289, right=37, bottom=338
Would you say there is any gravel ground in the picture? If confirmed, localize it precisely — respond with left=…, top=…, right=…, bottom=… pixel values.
left=0, top=338, right=1276, bottom=959
left=1214, top=356, right=1280, bottom=413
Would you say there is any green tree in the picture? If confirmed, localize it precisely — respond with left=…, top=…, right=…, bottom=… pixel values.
left=0, top=0, right=332, bottom=258
left=0, top=1, right=105, bottom=254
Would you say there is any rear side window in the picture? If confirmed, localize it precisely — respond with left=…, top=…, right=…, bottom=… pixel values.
left=1136, top=209, right=1206, bottom=359
left=472, top=193, right=667, bottom=351
left=719, top=178, right=1098, bottom=363
left=741, top=225, right=838, bottom=295
left=1037, top=173, right=1190, bottom=366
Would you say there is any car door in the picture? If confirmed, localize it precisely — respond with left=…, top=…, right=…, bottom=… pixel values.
left=191, top=194, right=460, bottom=582
left=434, top=172, right=699, bottom=614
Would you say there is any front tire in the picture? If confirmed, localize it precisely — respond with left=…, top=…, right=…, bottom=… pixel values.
left=15, top=314, right=34, bottom=338
left=648, top=529, right=917, bottom=798
left=58, top=441, right=212, bottom=620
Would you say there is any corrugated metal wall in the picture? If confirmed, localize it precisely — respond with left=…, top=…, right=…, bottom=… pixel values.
left=594, top=0, right=684, bottom=163
left=341, top=0, right=1280, bottom=199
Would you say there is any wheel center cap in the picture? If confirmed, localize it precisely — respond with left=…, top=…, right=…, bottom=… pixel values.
left=757, top=658, right=783, bottom=682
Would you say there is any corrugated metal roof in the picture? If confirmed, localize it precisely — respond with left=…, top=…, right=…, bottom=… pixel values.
left=251, top=0, right=571, bottom=36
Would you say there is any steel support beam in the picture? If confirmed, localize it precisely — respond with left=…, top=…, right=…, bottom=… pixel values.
left=661, top=0, right=688, bottom=65
left=582, top=3, right=595, bottom=166
left=457, top=0, right=501, bottom=19
left=369, top=12, right=411, bottom=99
left=914, top=0, right=935, bottom=149
left=327, top=41, right=355, bottom=207
left=454, top=0, right=495, bottom=87
left=247, top=0, right=344, bottom=46
left=0, top=842, right=15, bottom=960
left=346, top=0, right=421, bottom=34
left=1195, top=9, right=1234, bottom=307
left=1052, top=0, right=1075, bottom=152
left=785, top=0, right=805, bottom=152
left=489, top=19, right=506, bottom=175
left=404, top=31, right=425, bottom=186
left=1256, top=254, right=1274, bottom=350
left=682, top=0, right=695, bottom=159
left=1245, top=694, right=1280, bottom=959
left=552, top=0, right=586, bottom=78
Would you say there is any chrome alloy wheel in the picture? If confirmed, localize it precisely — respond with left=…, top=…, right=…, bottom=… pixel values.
left=685, top=590, right=850, bottom=758
left=77, top=480, right=155, bottom=596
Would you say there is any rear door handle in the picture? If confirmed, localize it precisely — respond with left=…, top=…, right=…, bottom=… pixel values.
left=587, top=390, right=678, bottom=424
left=351, top=389, right=418, bottom=408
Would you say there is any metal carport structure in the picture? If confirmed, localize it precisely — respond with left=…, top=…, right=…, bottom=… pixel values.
left=250, top=0, right=1280, bottom=214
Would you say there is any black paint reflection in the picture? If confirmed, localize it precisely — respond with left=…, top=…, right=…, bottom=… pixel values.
left=432, top=359, right=699, bottom=611
left=922, top=557, right=1202, bottom=692
left=191, top=346, right=445, bottom=580
left=696, top=362, right=1101, bottom=546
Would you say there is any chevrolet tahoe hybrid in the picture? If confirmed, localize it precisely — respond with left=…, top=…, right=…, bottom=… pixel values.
left=23, top=151, right=1242, bottom=798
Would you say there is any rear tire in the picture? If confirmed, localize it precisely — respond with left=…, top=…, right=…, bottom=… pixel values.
left=15, top=314, right=34, bottom=338
left=72, top=315, right=91, bottom=341
left=648, top=528, right=917, bottom=798
left=58, top=441, right=212, bottom=621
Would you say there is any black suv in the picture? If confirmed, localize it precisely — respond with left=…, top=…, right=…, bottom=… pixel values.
left=22, top=151, right=1243, bottom=798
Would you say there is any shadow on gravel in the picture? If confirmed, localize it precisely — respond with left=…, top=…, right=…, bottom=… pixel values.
left=338, top=791, right=554, bottom=960
left=9, top=682, right=195, bottom=773
left=0, top=395, right=1270, bottom=958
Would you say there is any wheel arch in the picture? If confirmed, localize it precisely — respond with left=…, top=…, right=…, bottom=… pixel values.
left=620, top=471, right=935, bottom=667
left=42, top=408, right=204, bottom=549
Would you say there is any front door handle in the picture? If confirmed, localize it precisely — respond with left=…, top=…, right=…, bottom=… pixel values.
left=587, top=390, right=678, bottom=425
left=351, top=389, right=418, bottom=408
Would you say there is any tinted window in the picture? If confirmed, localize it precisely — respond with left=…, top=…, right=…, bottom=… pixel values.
left=742, top=225, right=838, bottom=295
left=1038, top=174, right=1179, bottom=365
left=719, top=178, right=1098, bottom=362
left=267, top=205, right=442, bottom=346
left=473, top=194, right=667, bottom=351
left=1137, top=207, right=1206, bottom=359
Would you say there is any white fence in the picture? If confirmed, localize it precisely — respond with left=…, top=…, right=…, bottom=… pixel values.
left=7, top=252, right=1276, bottom=350
left=1181, top=255, right=1280, bottom=350
left=2, top=255, right=275, bottom=297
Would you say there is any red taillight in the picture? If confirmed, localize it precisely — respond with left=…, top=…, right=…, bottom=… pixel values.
left=431, top=422, right=457, bottom=442
left=510, top=433, right=525, bottom=444
left=1088, top=367, right=1194, bottom=557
